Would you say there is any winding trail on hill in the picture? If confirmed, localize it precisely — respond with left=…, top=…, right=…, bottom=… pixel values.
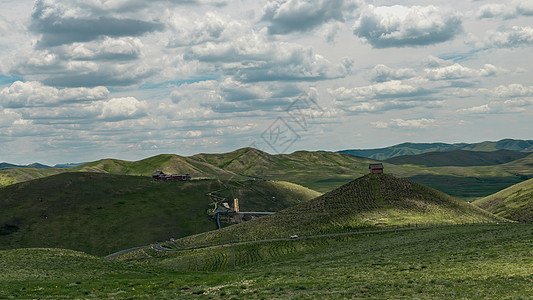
left=106, top=223, right=507, bottom=259
left=105, top=245, right=151, bottom=259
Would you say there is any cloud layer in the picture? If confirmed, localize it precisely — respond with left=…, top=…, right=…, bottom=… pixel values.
left=0, top=0, right=532, bottom=164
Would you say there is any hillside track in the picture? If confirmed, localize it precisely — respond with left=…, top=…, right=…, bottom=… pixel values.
left=107, top=223, right=510, bottom=259
left=105, top=245, right=151, bottom=259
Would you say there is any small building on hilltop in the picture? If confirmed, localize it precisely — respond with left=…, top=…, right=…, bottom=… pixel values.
left=369, top=163, right=384, bottom=174
left=152, top=170, right=191, bottom=181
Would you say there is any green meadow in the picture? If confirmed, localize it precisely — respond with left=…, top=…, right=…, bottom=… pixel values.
left=2, top=149, right=531, bottom=200
left=0, top=172, right=319, bottom=256
left=1, top=224, right=531, bottom=299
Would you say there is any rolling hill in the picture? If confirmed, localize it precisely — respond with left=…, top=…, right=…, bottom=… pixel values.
left=172, top=174, right=505, bottom=249
left=1, top=147, right=532, bottom=199
left=2, top=224, right=532, bottom=298
left=0, top=162, right=51, bottom=170
left=339, top=138, right=533, bottom=160
left=73, top=154, right=237, bottom=179
left=0, top=172, right=319, bottom=256
left=190, top=147, right=377, bottom=191
left=384, top=149, right=529, bottom=167
left=473, top=178, right=533, bottom=222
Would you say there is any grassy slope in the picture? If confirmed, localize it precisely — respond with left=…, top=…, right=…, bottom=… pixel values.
left=384, top=149, right=529, bottom=167
left=0, top=154, right=237, bottom=188
left=473, top=178, right=533, bottom=222
left=191, top=148, right=377, bottom=192
left=384, top=153, right=533, bottom=199
left=172, top=174, right=505, bottom=249
left=2, top=224, right=531, bottom=299
left=0, top=173, right=319, bottom=256
left=2, top=149, right=531, bottom=199
left=73, top=154, right=237, bottom=179
left=0, top=167, right=65, bottom=187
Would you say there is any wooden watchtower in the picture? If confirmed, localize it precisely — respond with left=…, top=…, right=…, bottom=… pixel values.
left=369, top=163, right=384, bottom=174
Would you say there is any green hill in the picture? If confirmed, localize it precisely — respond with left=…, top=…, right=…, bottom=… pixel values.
left=385, top=149, right=529, bottom=167
left=0, top=173, right=319, bottom=256
left=473, top=178, right=533, bottom=222
left=339, top=138, right=533, bottom=160
left=2, top=224, right=532, bottom=298
left=73, top=154, right=237, bottom=179
left=2, top=147, right=532, bottom=200
left=172, top=174, right=505, bottom=249
left=0, top=154, right=238, bottom=188
left=191, top=148, right=376, bottom=192
left=0, top=167, right=65, bottom=187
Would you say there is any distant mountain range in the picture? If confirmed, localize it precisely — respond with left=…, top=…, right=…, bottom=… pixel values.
left=0, top=162, right=51, bottom=170
left=0, top=162, right=85, bottom=170
left=384, top=149, right=530, bottom=167
left=338, top=138, right=533, bottom=160
left=2, top=139, right=533, bottom=199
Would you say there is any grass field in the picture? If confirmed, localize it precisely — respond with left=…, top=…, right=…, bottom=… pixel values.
left=405, top=175, right=528, bottom=200
left=166, top=174, right=505, bottom=250
left=2, top=149, right=532, bottom=201
left=0, top=173, right=319, bottom=256
left=1, top=224, right=531, bottom=298
left=474, top=178, right=533, bottom=222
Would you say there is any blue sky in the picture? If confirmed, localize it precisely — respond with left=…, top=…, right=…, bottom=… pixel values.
left=1, top=0, right=532, bottom=165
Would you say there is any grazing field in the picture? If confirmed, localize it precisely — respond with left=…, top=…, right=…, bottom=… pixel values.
left=168, top=174, right=505, bottom=250
left=405, top=175, right=527, bottom=200
left=474, top=178, right=533, bottom=222
left=2, top=148, right=531, bottom=201
left=1, top=224, right=531, bottom=299
left=0, top=173, right=318, bottom=256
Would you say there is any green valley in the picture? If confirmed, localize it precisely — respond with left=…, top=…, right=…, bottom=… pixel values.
left=474, top=178, right=533, bottom=222
left=0, top=172, right=319, bottom=256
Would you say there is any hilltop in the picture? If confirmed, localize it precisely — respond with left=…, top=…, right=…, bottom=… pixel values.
left=1, top=146, right=532, bottom=199
left=339, top=138, right=533, bottom=160
left=172, top=174, right=505, bottom=249
left=473, top=178, right=533, bottom=222
left=0, top=149, right=376, bottom=192
left=0, top=172, right=319, bottom=256
left=73, top=154, right=237, bottom=179
left=191, top=147, right=376, bottom=191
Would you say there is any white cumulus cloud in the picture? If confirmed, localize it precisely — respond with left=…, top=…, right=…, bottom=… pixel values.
left=372, top=118, right=435, bottom=129
left=476, top=1, right=533, bottom=19
left=0, top=81, right=109, bottom=108
left=329, top=80, right=425, bottom=101
left=369, top=64, right=416, bottom=82
left=262, top=0, right=358, bottom=35
left=353, top=5, right=463, bottom=48
left=425, top=64, right=498, bottom=81
left=480, top=26, right=533, bottom=48
left=98, top=97, right=148, bottom=121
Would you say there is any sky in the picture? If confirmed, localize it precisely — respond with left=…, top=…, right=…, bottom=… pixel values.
left=0, top=0, right=532, bottom=165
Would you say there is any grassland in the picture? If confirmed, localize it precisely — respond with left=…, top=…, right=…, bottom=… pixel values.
left=1, top=148, right=532, bottom=200
left=1, top=224, right=531, bottom=298
left=166, top=174, right=505, bottom=250
left=0, top=173, right=319, bottom=256
left=0, top=167, right=65, bottom=187
left=474, top=178, right=533, bottom=222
